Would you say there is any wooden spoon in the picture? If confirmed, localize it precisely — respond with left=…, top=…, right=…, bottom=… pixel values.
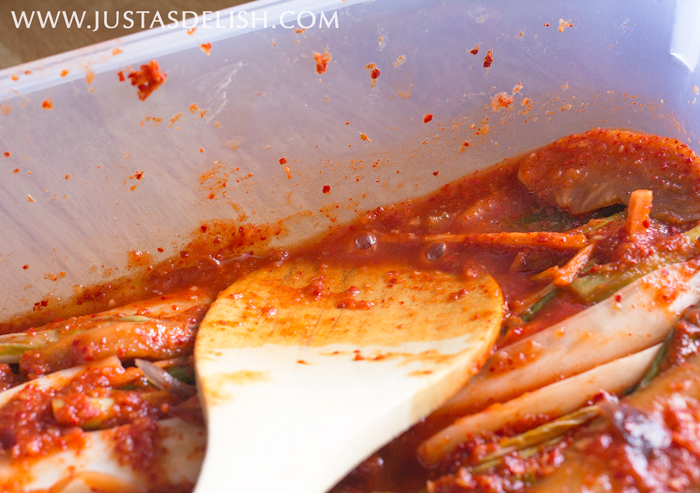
left=193, top=260, right=503, bottom=493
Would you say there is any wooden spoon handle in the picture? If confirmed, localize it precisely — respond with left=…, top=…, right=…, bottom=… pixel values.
left=194, top=344, right=485, bottom=493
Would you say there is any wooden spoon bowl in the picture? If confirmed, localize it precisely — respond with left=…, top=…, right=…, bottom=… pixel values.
left=194, top=261, right=503, bottom=493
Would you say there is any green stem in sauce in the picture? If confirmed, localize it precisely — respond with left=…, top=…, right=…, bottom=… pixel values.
left=471, top=406, right=601, bottom=471
left=569, top=223, right=700, bottom=303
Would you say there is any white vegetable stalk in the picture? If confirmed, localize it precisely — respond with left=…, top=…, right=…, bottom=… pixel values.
left=0, top=356, right=121, bottom=409
left=419, top=344, right=659, bottom=466
left=438, top=262, right=700, bottom=418
left=0, top=418, right=205, bottom=492
left=0, top=357, right=205, bottom=492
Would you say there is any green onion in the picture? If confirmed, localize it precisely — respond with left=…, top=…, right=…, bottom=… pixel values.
left=573, top=212, right=624, bottom=236
left=569, top=223, right=700, bottom=303
left=635, top=328, right=676, bottom=390
left=520, top=289, right=557, bottom=322
left=471, top=406, right=600, bottom=471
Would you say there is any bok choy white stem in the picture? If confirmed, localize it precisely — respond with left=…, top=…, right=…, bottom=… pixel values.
left=437, top=262, right=700, bottom=418
left=419, top=345, right=658, bottom=466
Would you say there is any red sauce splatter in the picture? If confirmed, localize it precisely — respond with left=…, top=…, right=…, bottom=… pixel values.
left=123, top=61, right=167, bottom=101
left=3, top=152, right=9, bottom=158
left=558, top=19, right=573, bottom=33
left=322, top=185, right=331, bottom=194
left=490, top=92, right=514, bottom=110
left=22, top=265, right=28, bottom=270
left=41, top=99, right=53, bottom=110
left=60, top=70, right=69, bottom=77
left=470, top=44, right=480, bottom=55
left=112, top=48, right=123, bottom=56
left=433, top=171, right=439, bottom=176
left=544, top=22, right=550, bottom=27
left=314, top=50, right=332, bottom=74
left=423, top=114, right=433, bottom=123
left=279, top=157, right=287, bottom=165
left=117, top=71, right=125, bottom=82
left=200, top=43, right=212, bottom=56
left=187, top=28, right=196, bottom=35
left=483, top=50, right=494, bottom=68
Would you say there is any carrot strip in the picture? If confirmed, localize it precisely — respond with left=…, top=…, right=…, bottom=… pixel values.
left=624, top=189, right=653, bottom=237
left=552, top=243, right=596, bottom=287
left=424, top=232, right=588, bottom=250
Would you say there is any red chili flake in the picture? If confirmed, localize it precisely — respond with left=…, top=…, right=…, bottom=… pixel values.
left=322, top=185, right=331, bottom=194
left=187, top=28, right=196, bottom=35
left=60, top=70, right=69, bottom=77
left=470, top=44, right=480, bottom=55
left=279, top=157, right=287, bottom=165
left=41, top=99, right=53, bottom=110
left=297, top=360, right=309, bottom=364
left=200, top=43, right=212, bottom=56
left=370, top=68, right=381, bottom=79
left=544, top=22, right=550, bottom=27
left=157, top=247, right=164, bottom=253
left=360, top=133, right=371, bottom=142
left=117, top=71, right=125, bottom=82
left=423, top=113, right=433, bottom=123
left=614, top=294, right=622, bottom=302
left=463, top=141, right=470, bottom=147
left=433, top=171, right=439, bottom=176
left=22, top=265, right=28, bottom=270
left=483, top=50, right=494, bottom=68
left=200, top=225, right=208, bottom=233
left=199, top=148, right=204, bottom=153
left=345, top=122, right=350, bottom=125
left=12, top=168, right=19, bottom=174
left=124, top=60, right=167, bottom=101
left=3, top=152, right=9, bottom=158
left=180, top=251, right=189, bottom=259
left=314, top=50, right=332, bottom=74
left=65, top=174, right=71, bottom=179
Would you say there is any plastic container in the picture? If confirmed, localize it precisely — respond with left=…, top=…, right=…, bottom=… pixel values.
left=1, top=0, right=699, bottom=324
